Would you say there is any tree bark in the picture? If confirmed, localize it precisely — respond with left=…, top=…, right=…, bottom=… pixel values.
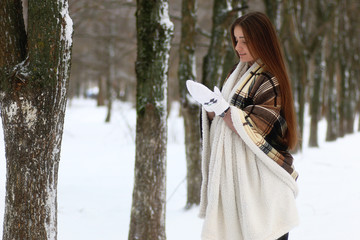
left=221, top=0, right=247, bottom=86
left=128, top=0, right=173, bottom=239
left=339, top=0, right=357, bottom=135
left=0, top=1, right=73, bottom=239
left=202, top=0, right=246, bottom=89
left=325, top=11, right=339, bottom=141
left=105, top=19, right=116, bottom=123
left=97, top=76, right=105, bottom=106
left=178, top=0, right=202, bottom=209
left=308, top=48, right=324, bottom=147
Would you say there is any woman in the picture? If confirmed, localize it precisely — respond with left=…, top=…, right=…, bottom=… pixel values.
left=186, top=12, right=299, bottom=240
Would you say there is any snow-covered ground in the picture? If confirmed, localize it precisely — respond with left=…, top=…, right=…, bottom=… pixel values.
left=0, top=98, right=359, bottom=239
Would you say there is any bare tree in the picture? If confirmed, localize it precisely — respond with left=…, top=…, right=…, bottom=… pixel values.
left=178, top=0, right=202, bottom=208
left=128, top=0, right=173, bottom=239
left=0, top=0, right=73, bottom=239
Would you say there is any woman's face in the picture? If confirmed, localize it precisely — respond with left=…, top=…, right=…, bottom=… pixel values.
left=233, top=26, right=255, bottom=63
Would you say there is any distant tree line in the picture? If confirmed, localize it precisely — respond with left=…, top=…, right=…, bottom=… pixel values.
left=70, top=0, right=360, bottom=147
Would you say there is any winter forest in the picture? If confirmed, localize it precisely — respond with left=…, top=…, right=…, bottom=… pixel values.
left=0, top=0, right=359, bottom=239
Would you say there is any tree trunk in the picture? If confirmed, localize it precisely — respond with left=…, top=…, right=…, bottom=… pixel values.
left=0, top=1, right=73, bottom=239
left=325, top=28, right=338, bottom=141
left=182, top=105, right=202, bottom=208
left=178, top=0, right=202, bottom=208
left=202, top=0, right=246, bottom=89
left=342, top=0, right=357, bottom=135
left=221, top=0, right=246, bottom=86
left=325, top=61, right=339, bottom=141
left=337, top=2, right=347, bottom=138
left=105, top=73, right=112, bottom=122
left=97, top=75, right=105, bottom=106
left=105, top=20, right=116, bottom=122
left=263, top=0, right=280, bottom=26
left=128, top=0, right=173, bottom=239
left=308, top=48, right=324, bottom=147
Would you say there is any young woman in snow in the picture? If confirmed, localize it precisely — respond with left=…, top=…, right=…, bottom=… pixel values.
left=186, top=12, right=299, bottom=240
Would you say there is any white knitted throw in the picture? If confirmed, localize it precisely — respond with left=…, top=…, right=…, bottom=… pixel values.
left=199, top=62, right=299, bottom=240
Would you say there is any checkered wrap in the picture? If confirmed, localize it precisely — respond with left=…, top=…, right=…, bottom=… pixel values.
left=230, top=66, right=298, bottom=179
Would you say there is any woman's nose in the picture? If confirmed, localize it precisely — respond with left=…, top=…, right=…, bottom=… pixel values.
left=235, top=43, right=242, bottom=52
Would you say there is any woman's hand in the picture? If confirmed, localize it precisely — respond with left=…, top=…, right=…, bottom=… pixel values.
left=207, top=111, right=215, bottom=121
left=186, top=80, right=229, bottom=116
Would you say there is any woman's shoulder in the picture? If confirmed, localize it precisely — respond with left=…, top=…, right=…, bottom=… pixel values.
left=252, top=70, right=279, bottom=89
left=260, top=70, right=275, bottom=80
left=249, top=70, right=281, bottom=102
left=257, top=70, right=278, bottom=84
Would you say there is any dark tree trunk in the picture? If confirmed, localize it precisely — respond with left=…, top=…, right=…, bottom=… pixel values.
left=202, top=0, right=247, bottom=89
left=128, top=0, right=173, bottom=239
left=263, top=0, right=280, bottom=26
left=105, top=20, right=116, bottom=122
left=105, top=73, right=112, bottom=122
left=340, top=0, right=357, bottom=135
left=325, top=62, right=338, bottom=142
left=325, top=25, right=339, bottom=142
left=182, top=104, right=202, bottom=208
left=0, top=0, right=73, bottom=239
left=178, top=0, right=202, bottom=209
left=221, top=0, right=246, bottom=86
left=309, top=49, right=324, bottom=147
left=337, top=2, right=347, bottom=138
left=97, top=76, right=105, bottom=106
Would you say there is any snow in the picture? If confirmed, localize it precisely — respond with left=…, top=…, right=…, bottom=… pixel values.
left=0, top=98, right=359, bottom=239
left=45, top=181, right=57, bottom=240
left=159, top=1, right=174, bottom=32
left=155, top=1, right=173, bottom=115
left=4, top=102, right=19, bottom=121
left=58, top=0, right=73, bottom=106
left=60, top=0, right=73, bottom=48
left=20, top=99, right=38, bottom=130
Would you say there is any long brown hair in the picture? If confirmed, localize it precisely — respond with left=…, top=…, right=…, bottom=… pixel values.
left=230, top=12, right=298, bottom=149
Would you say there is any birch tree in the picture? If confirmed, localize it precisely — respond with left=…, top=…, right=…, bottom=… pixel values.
left=0, top=0, right=73, bottom=239
left=128, top=0, right=173, bottom=239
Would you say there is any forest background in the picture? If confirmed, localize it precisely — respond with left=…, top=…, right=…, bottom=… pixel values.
left=69, top=0, right=360, bottom=149
left=0, top=0, right=359, bottom=239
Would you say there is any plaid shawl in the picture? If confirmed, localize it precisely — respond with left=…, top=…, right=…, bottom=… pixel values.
left=230, top=64, right=298, bottom=179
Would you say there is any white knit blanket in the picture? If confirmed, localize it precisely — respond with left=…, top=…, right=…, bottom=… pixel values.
left=199, top=62, right=299, bottom=240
